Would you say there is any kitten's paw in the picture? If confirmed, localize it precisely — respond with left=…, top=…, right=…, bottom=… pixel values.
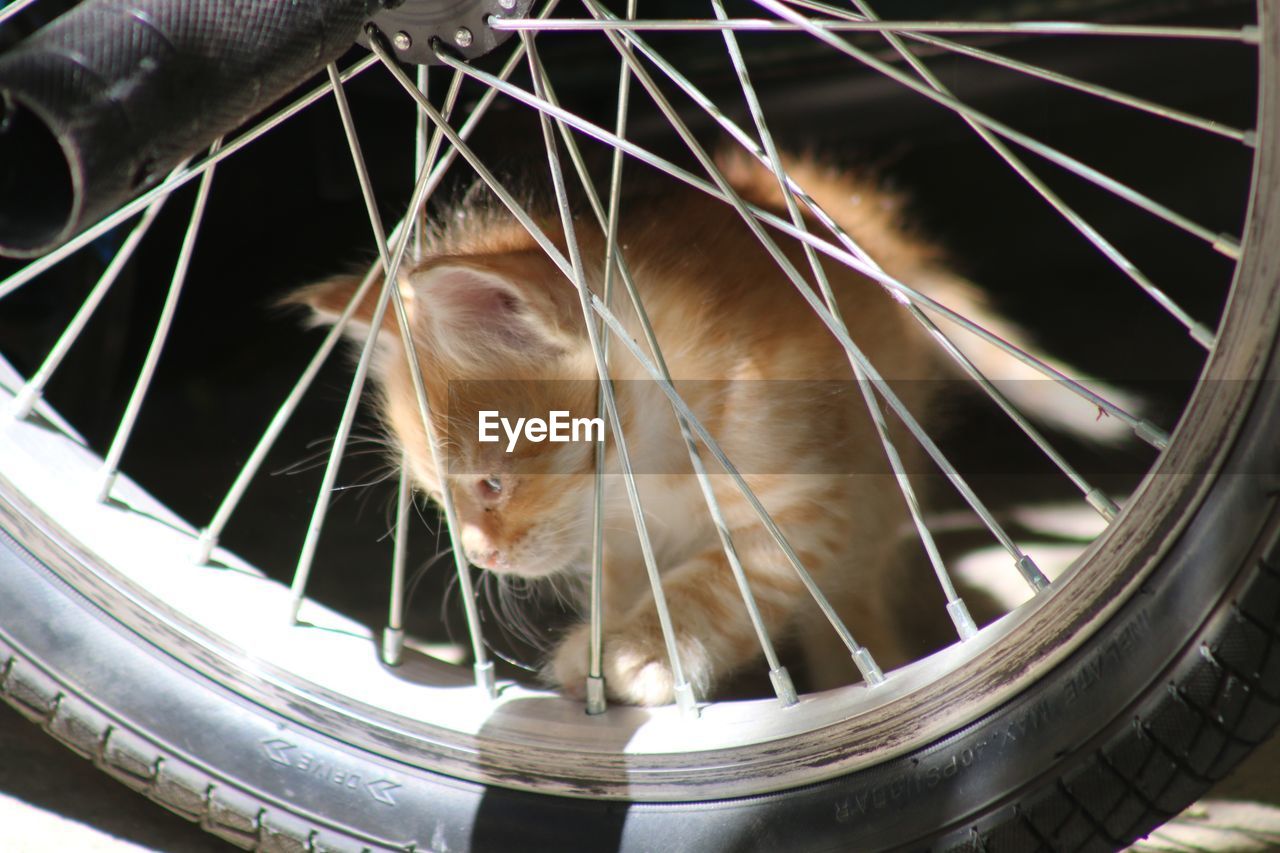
left=546, top=623, right=592, bottom=700
left=548, top=621, right=711, bottom=707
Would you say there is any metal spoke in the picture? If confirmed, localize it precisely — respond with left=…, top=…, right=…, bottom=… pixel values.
left=586, top=0, right=638, bottom=716
left=97, top=140, right=221, bottom=503
left=817, top=0, right=1213, bottom=348
left=191, top=27, right=541, bottom=570
left=284, top=82, right=459, bottom=634
left=712, top=0, right=978, bottom=639
left=378, top=42, right=897, bottom=686
left=383, top=64, right=432, bottom=669
left=786, top=0, right=1123, bottom=518
left=604, top=4, right=1124, bottom=519
left=941, top=45, right=1252, bottom=145
left=524, top=32, right=700, bottom=716
left=0, top=0, right=38, bottom=27
left=383, top=452, right=412, bottom=666
left=0, top=55, right=380, bottom=305
left=642, top=16, right=1167, bottom=441
left=9, top=179, right=178, bottom=420
left=581, top=0, right=1046, bottom=595
left=429, top=47, right=1166, bottom=449
left=602, top=11, right=1173, bottom=443
left=431, top=37, right=1044, bottom=593
left=590, top=284, right=990, bottom=659
left=412, top=64, right=430, bottom=262
left=488, top=17, right=1258, bottom=42
left=287, top=247, right=397, bottom=626
left=193, top=261, right=385, bottom=565
left=322, top=63, right=495, bottom=696
left=530, top=25, right=798, bottom=706
left=753, top=0, right=1241, bottom=261
left=782, top=0, right=1251, bottom=144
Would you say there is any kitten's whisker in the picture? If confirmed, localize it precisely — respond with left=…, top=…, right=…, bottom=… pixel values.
left=272, top=446, right=337, bottom=477
left=273, top=443, right=390, bottom=479
left=379, top=488, right=398, bottom=544
left=331, top=466, right=399, bottom=492
left=301, top=433, right=387, bottom=452
left=496, top=574, right=553, bottom=654
left=406, top=546, right=456, bottom=612
left=422, top=554, right=464, bottom=655
left=476, top=573, right=544, bottom=670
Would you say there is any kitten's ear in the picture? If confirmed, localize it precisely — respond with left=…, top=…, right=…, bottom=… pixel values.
left=411, top=260, right=579, bottom=365
left=281, top=272, right=411, bottom=342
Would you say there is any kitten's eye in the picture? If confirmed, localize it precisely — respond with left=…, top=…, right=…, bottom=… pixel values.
left=478, top=476, right=503, bottom=500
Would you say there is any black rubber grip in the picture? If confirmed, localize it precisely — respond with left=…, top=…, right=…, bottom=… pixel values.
left=0, top=0, right=374, bottom=258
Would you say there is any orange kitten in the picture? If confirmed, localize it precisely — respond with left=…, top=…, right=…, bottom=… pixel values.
left=290, top=154, right=1116, bottom=705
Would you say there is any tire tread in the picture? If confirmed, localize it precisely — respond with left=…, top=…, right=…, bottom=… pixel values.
left=0, top=635, right=376, bottom=852
left=954, top=526, right=1280, bottom=851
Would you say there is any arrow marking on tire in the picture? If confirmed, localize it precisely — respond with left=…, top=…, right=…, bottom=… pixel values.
left=261, top=738, right=400, bottom=806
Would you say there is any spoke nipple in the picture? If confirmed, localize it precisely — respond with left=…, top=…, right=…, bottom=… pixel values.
left=1018, top=554, right=1051, bottom=592
left=381, top=627, right=405, bottom=666
left=1190, top=322, right=1217, bottom=350
left=1134, top=418, right=1170, bottom=450
left=586, top=675, right=607, bottom=715
left=1085, top=488, right=1120, bottom=523
left=475, top=660, right=497, bottom=698
left=673, top=682, right=700, bottom=718
left=10, top=384, right=39, bottom=420
left=1212, top=233, right=1241, bottom=260
left=96, top=469, right=118, bottom=504
left=392, top=31, right=412, bottom=51
left=454, top=27, right=474, bottom=48
left=193, top=529, right=217, bottom=565
left=946, top=599, right=978, bottom=641
left=852, top=648, right=885, bottom=686
left=769, top=667, right=799, bottom=707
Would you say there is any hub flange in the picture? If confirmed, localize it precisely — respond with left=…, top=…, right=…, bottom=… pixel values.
left=361, top=0, right=534, bottom=66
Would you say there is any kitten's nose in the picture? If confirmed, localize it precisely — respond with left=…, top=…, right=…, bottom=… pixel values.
left=468, top=548, right=507, bottom=570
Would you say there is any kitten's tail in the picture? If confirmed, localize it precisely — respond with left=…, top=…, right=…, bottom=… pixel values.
left=909, top=271, right=1142, bottom=444
left=718, top=148, right=1141, bottom=444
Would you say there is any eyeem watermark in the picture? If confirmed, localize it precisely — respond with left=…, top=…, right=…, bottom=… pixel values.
left=478, top=410, right=604, bottom=453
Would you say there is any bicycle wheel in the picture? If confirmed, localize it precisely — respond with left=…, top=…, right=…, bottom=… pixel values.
left=0, top=1, right=1275, bottom=850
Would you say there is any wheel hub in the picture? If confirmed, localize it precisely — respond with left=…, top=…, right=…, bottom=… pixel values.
left=361, top=0, right=535, bottom=66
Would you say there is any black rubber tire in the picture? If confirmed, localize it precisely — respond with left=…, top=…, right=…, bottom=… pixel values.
left=1, top=6, right=1278, bottom=853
